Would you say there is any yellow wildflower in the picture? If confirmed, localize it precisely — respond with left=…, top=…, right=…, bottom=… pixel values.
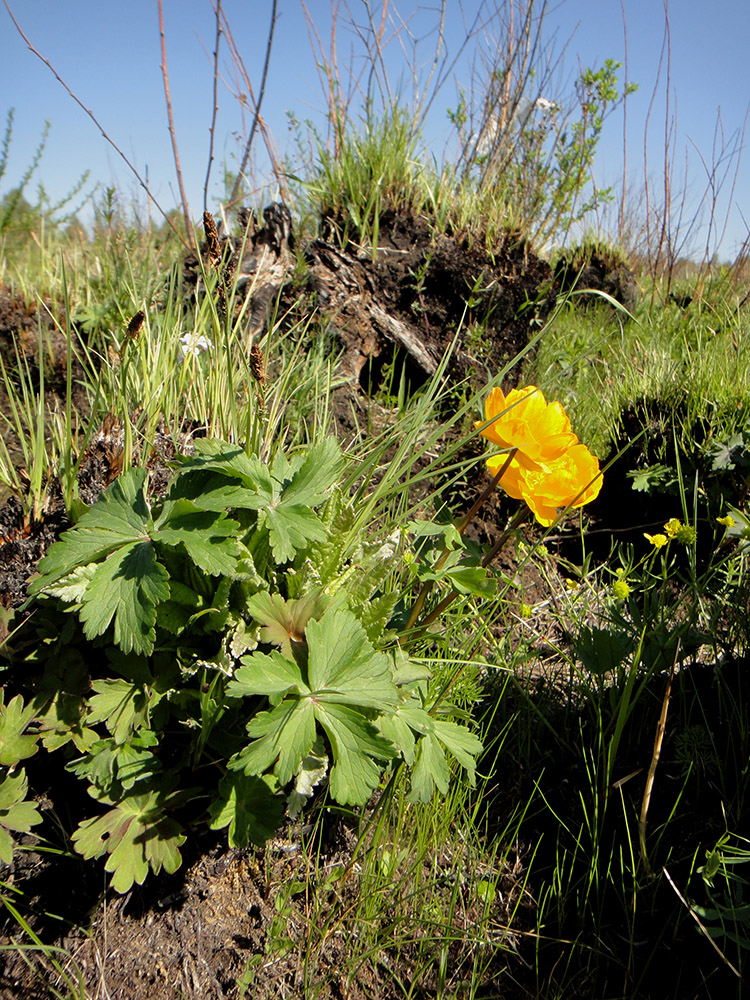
left=477, top=385, right=577, bottom=471
left=644, top=532, right=668, bottom=548
left=717, top=515, right=735, bottom=528
left=663, top=517, right=696, bottom=545
left=481, top=386, right=602, bottom=526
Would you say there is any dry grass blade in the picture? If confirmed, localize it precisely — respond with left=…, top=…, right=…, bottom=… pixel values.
left=639, top=639, right=679, bottom=874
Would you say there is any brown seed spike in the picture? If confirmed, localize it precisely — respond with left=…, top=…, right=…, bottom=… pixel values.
left=203, top=210, right=222, bottom=268
left=126, top=310, right=145, bottom=339
left=249, top=343, right=266, bottom=386
left=221, top=251, right=237, bottom=293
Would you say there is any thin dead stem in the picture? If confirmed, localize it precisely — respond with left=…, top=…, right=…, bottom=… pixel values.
left=203, top=0, right=223, bottom=214
left=157, top=0, right=194, bottom=246
left=639, top=640, right=679, bottom=874
left=2, top=0, right=192, bottom=252
left=617, top=0, right=630, bottom=243
left=220, top=4, right=287, bottom=206
left=227, top=0, right=278, bottom=209
left=663, top=867, right=748, bottom=985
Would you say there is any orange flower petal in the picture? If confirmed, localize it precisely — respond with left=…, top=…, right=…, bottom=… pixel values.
left=487, top=443, right=602, bottom=526
left=477, top=385, right=577, bottom=470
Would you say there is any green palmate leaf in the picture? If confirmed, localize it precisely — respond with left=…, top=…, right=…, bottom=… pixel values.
left=78, top=541, right=169, bottom=655
left=410, top=731, right=451, bottom=801
left=709, top=432, right=745, bottom=471
left=208, top=772, right=284, bottom=847
left=188, top=439, right=267, bottom=486
left=37, top=694, right=98, bottom=753
left=627, top=463, right=672, bottom=494
left=28, top=468, right=152, bottom=593
left=170, top=442, right=269, bottom=511
left=27, top=466, right=245, bottom=657
left=0, top=693, right=40, bottom=766
left=408, top=519, right=463, bottom=550
left=232, top=699, right=317, bottom=785
left=377, top=704, right=430, bottom=766
left=174, top=439, right=342, bottom=564
left=313, top=702, right=396, bottom=804
left=390, top=651, right=432, bottom=687
left=0, top=769, right=42, bottom=864
left=408, top=719, right=483, bottom=804
left=72, top=784, right=186, bottom=893
left=152, top=500, right=242, bottom=576
left=264, top=506, right=328, bottom=564
left=87, top=677, right=152, bottom=745
left=441, top=563, right=496, bottom=597
left=67, top=734, right=160, bottom=795
left=305, top=610, right=398, bottom=709
left=259, top=443, right=340, bottom=563
left=171, top=477, right=266, bottom=513
left=275, top=437, right=344, bottom=507
left=431, top=718, right=483, bottom=775
left=228, top=650, right=308, bottom=700
left=32, top=650, right=98, bottom=752
left=230, top=609, right=400, bottom=802
left=377, top=694, right=482, bottom=803
left=167, top=580, right=204, bottom=606
left=41, top=563, right=96, bottom=603
left=155, top=599, right=192, bottom=635
left=244, top=589, right=332, bottom=657
left=575, top=626, right=633, bottom=674
left=267, top=448, right=304, bottom=490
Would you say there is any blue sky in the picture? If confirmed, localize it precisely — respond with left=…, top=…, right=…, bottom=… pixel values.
left=1, top=1, right=747, bottom=258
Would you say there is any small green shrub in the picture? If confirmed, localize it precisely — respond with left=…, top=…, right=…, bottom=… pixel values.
left=2, top=436, right=481, bottom=892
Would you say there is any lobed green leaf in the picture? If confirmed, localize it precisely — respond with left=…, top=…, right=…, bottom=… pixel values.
left=208, top=772, right=285, bottom=847
left=0, top=693, right=40, bottom=767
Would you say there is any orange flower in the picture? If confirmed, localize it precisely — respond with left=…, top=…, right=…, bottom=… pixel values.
left=488, top=444, right=602, bottom=527
left=480, top=385, right=602, bottom=526
left=477, top=385, right=577, bottom=471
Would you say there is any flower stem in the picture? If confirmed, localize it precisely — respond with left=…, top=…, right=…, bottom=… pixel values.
left=414, top=505, right=529, bottom=634
left=481, top=505, right=530, bottom=567
left=456, top=449, right=517, bottom=534
left=402, top=450, right=517, bottom=635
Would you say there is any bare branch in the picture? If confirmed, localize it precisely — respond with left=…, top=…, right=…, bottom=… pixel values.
left=204, top=0, right=223, bottom=214
left=219, top=6, right=288, bottom=207
left=228, top=0, right=278, bottom=209
left=2, top=0, right=192, bottom=251
left=157, top=0, right=194, bottom=245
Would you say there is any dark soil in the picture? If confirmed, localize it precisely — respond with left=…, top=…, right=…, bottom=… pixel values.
left=0, top=289, right=92, bottom=477
left=302, top=205, right=553, bottom=393
left=553, top=243, right=640, bottom=312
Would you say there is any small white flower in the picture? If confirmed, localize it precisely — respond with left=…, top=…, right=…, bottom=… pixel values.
left=177, top=333, right=210, bottom=361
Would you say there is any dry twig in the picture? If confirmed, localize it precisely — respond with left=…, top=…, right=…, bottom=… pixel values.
left=157, top=0, right=194, bottom=247
left=2, top=0, right=193, bottom=252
